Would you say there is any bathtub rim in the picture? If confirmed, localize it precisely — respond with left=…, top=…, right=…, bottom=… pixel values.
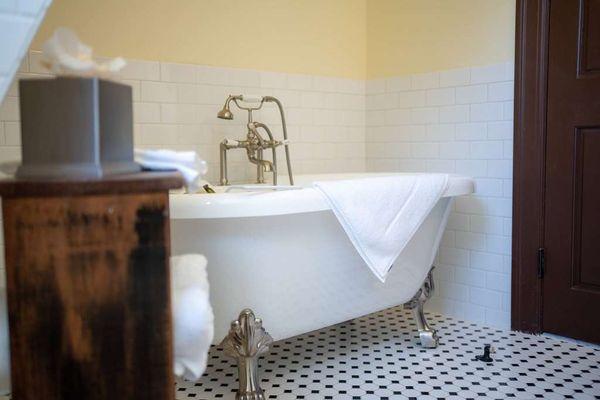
left=170, top=173, right=474, bottom=220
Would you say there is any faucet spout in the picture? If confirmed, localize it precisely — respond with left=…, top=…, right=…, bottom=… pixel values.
left=247, top=150, right=274, bottom=172
left=261, top=162, right=274, bottom=172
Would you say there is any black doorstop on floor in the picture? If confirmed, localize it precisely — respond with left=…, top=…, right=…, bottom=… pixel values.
left=474, top=344, right=495, bottom=362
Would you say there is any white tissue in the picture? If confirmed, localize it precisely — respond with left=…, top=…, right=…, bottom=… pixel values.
left=41, top=28, right=126, bottom=77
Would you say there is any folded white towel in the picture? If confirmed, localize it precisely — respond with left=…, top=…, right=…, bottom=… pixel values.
left=314, top=174, right=449, bottom=282
left=0, top=254, right=214, bottom=393
left=171, top=254, right=214, bottom=381
left=135, top=149, right=208, bottom=191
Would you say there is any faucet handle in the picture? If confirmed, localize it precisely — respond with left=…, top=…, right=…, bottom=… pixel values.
left=223, top=138, right=240, bottom=146
left=270, top=139, right=290, bottom=147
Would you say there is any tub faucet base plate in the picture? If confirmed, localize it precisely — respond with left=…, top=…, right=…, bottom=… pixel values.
left=404, top=267, right=439, bottom=348
left=221, top=309, right=273, bottom=400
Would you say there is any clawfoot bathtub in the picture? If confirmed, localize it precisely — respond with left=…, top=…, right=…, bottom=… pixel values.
left=169, top=173, right=473, bottom=398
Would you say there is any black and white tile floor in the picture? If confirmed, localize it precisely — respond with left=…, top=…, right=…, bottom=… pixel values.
left=176, top=306, right=600, bottom=400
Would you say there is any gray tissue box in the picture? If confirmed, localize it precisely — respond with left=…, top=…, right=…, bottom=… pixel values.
left=16, top=76, right=141, bottom=179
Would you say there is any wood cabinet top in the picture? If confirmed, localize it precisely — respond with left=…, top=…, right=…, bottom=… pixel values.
left=0, top=171, right=184, bottom=198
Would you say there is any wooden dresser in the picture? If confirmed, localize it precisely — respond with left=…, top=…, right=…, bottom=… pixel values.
left=0, top=172, right=183, bottom=399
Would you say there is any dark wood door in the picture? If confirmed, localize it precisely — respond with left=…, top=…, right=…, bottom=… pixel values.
left=543, top=0, right=600, bottom=343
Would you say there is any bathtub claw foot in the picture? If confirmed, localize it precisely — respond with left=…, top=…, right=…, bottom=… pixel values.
left=417, top=329, right=439, bottom=348
left=404, top=268, right=439, bottom=348
left=220, top=309, right=273, bottom=400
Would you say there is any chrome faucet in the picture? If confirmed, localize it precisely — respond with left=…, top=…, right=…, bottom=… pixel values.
left=217, top=95, right=293, bottom=186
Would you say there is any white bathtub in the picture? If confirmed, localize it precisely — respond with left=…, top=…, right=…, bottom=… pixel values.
left=169, top=173, right=474, bottom=344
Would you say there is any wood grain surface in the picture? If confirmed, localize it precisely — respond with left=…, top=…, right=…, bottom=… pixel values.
left=2, top=187, right=177, bottom=399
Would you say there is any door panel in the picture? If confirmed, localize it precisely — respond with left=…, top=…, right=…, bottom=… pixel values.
left=543, top=0, right=600, bottom=343
left=573, top=127, right=600, bottom=290
left=578, top=0, right=600, bottom=75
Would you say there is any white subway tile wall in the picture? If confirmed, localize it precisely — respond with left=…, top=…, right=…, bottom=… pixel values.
left=0, top=55, right=514, bottom=329
left=366, top=61, right=514, bottom=328
left=0, top=51, right=366, bottom=185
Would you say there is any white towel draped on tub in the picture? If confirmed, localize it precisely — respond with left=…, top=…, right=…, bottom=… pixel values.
left=0, top=254, right=213, bottom=394
left=314, top=174, right=449, bottom=282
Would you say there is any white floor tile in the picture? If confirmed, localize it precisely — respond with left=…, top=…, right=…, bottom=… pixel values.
left=175, top=306, right=600, bottom=399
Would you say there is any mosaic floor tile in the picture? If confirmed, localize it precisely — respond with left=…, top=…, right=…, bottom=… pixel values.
left=1, top=306, right=598, bottom=399
left=176, top=306, right=600, bottom=400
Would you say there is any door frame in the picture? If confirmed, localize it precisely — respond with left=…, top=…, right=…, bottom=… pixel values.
left=511, top=0, right=550, bottom=333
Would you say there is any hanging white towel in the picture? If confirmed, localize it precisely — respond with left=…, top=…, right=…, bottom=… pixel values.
left=135, top=149, right=208, bottom=191
left=314, top=174, right=449, bottom=282
left=171, top=254, right=214, bottom=381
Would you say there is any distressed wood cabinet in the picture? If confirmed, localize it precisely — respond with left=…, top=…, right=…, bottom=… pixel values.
left=0, top=172, right=182, bottom=399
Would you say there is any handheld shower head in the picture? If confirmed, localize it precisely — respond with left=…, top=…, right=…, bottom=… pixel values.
left=217, top=97, right=234, bottom=120
left=217, top=106, right=233, bottom=120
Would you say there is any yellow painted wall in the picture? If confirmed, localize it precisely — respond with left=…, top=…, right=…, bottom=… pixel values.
left=32, top=0, right=367, bottom=79
left=32, top=0, right=515, bottom=80
left=366, top=0, right=515, bottom=78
